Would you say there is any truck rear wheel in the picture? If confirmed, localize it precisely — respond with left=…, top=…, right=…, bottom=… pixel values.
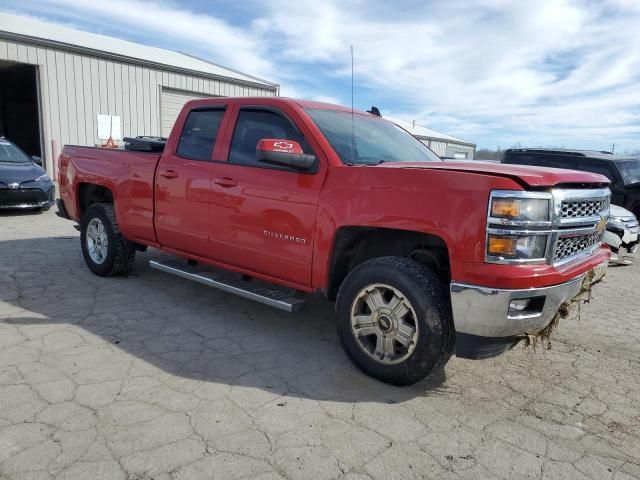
left=336, top=256, right=454, bottom=386
left=80, top=203, right=135, bottom=277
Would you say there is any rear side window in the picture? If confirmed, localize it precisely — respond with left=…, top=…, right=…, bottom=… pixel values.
left=228, top=109, right=306, bottom=167
left=176, top=109, right=225, bottom=161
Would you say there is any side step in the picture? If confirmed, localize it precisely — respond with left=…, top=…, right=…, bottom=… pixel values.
left=149, top=259, right=306, bottom=312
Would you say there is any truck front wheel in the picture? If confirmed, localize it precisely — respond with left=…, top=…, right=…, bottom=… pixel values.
left=80, top=203, right=135, bottom=277
left=336, top=256, right=454, bottom=386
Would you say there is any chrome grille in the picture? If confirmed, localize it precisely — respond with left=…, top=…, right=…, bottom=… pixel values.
left=561, top=197, right=609, bottom=219
left=554, top=232, right=602, bottom=261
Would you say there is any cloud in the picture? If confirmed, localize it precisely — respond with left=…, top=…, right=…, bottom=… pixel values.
left=3, top=0, right=640, bottom=150
left=254, top=0, right=640, bottom=150
left=26, top=0, right=275, bottom=79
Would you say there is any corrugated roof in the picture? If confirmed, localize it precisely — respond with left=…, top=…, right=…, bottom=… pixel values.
left=0, top=12, right=277, bottom=88
left=389, top=117, right=475, bottom=147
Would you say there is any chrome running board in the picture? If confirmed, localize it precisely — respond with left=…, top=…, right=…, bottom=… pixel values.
left=149, top=259, right=306, bottom=312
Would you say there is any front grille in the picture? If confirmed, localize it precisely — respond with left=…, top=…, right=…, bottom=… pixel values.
left=554, top=232, right=602, bottom=261
left=561, top=197, right=609, bottom=219
left=0, top=188, right=48, bottom=207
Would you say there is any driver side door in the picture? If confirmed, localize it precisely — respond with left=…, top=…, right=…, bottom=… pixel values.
left=209, top=106, right=326, bottom=286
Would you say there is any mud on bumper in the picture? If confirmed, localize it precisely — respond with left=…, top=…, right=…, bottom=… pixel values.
left=450, top=261, right=608, bottom=359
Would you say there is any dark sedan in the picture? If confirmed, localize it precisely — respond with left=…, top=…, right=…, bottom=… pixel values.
left=0, top=138, right=55, bottom=211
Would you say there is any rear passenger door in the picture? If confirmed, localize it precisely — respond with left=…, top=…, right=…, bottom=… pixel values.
left=209, top=106, right=326, bottom=286
left=155, top=107, right=226, bottom=257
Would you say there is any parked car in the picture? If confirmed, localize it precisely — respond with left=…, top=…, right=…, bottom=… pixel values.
left=57, top=97, right=610, bottom=385
left=0, top=137, right=55, bottom=211
left=502, top=148, right=640, bottom=218
left=604, top=204, right=639, bottom=265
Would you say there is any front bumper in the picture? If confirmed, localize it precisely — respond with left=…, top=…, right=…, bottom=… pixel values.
left=451, top=260, right=608, bottom=358
left=0, top=184, right=55, bottom=209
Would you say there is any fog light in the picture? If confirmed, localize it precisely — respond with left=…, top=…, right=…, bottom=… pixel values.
left=509, top=298, right=530, bottom=311
left=508, top=296, right=545, bottom=318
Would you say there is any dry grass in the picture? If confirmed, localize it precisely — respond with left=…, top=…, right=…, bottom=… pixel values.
left=522, top=269, right=605, bottom=351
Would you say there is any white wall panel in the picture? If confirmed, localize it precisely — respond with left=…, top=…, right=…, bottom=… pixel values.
left=0, top=37, right=276, bottom=176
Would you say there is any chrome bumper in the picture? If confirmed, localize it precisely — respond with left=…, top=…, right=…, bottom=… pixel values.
left=450, top=261, right=608, bottom=338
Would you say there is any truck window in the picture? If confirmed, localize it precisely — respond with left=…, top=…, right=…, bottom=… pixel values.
left=176, top=109, right=225, bottom=161
left=229, top=109, right=306, bottom=167
left=305, top=108, right=440, bottom=165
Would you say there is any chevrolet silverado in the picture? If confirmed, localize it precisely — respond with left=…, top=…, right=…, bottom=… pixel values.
left=57, top=98, right=611, bottom=385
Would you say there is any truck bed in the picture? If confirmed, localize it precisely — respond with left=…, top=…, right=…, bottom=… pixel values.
left=58, top=145, right=161, bottom=245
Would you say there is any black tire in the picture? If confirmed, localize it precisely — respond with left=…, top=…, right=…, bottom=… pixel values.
left=336, top=256, right=455, bottom=386
left=80, top=203, right=135, bottom=277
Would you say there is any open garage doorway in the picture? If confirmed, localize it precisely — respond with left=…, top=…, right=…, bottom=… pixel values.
left=0, top=60, right=43, bottom=163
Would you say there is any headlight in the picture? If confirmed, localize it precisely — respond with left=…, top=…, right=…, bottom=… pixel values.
left=487, top=234, right=548, bottom=260
left=490, top=196, right=550, bottom=222
left=35, top=173, right=50, bottom=182
left=486, top=190, right=553, bottom=264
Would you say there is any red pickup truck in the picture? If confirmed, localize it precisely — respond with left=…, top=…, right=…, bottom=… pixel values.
left=57, top=97, right=610, bottom=385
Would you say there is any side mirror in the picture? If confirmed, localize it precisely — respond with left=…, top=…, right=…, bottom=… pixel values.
left=256, top=139, right=317, bottom=172
left=31, top=156, right=43, bottom=166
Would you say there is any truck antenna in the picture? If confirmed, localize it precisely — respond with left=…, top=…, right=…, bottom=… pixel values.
left=350, top=45, right=355, bottom=164
left=351, top=45, right=354, bottom=115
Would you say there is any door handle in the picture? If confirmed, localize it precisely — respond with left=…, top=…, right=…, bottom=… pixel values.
left=159, top=169, right=178, bottom=179
left=214, top=177, right=238, bottom=188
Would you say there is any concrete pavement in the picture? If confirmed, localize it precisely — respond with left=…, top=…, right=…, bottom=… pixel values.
left=1, top=210, right=639, bottom=479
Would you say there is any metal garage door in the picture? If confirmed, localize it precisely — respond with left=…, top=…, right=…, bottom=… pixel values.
left=160, top=88, right=213, bottom=137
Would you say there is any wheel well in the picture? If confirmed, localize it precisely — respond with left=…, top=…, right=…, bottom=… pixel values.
left=77, top=183, right=113, bottom=218
left=327, top=227, right=450, bottom=300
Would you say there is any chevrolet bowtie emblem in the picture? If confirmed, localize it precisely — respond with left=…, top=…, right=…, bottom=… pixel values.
left=596, top=215, right=607, bottom=234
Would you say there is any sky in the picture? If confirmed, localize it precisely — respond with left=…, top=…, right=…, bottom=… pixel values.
left=1, top=0, right=639, bottom=152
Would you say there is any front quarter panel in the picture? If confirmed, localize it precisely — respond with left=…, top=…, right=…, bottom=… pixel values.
left=312, top=165, right=522, bottom=289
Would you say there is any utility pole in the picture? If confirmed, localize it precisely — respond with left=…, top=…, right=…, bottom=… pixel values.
left=611, top=144, right=615, bottom=153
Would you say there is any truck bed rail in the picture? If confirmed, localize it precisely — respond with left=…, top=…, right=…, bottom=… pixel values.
left=123, top=136, right=167, bottom=153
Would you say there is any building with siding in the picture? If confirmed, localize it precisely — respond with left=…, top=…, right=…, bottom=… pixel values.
left=389, top=117, right=476, bottom=159
left=0, top=12, right=278, bottom=176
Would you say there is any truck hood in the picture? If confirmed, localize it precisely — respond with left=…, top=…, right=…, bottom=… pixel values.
left=378, top=161, right=609, bottom=188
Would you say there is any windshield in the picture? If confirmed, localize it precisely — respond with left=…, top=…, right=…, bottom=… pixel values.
left=0, top=140, right=31, bottom=164
left=617, top=160, right=640, bottom=185
left=305, top=109, right=441, bottom=165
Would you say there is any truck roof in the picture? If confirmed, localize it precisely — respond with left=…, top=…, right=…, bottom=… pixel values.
left=184, top=97, right=375, bottom=116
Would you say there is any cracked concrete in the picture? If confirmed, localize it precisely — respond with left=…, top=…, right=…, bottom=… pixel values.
left=1, top=209, right=639, bottom=480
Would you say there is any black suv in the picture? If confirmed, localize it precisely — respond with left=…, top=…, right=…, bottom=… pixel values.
left=502, top=149, right=640, bottom=218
